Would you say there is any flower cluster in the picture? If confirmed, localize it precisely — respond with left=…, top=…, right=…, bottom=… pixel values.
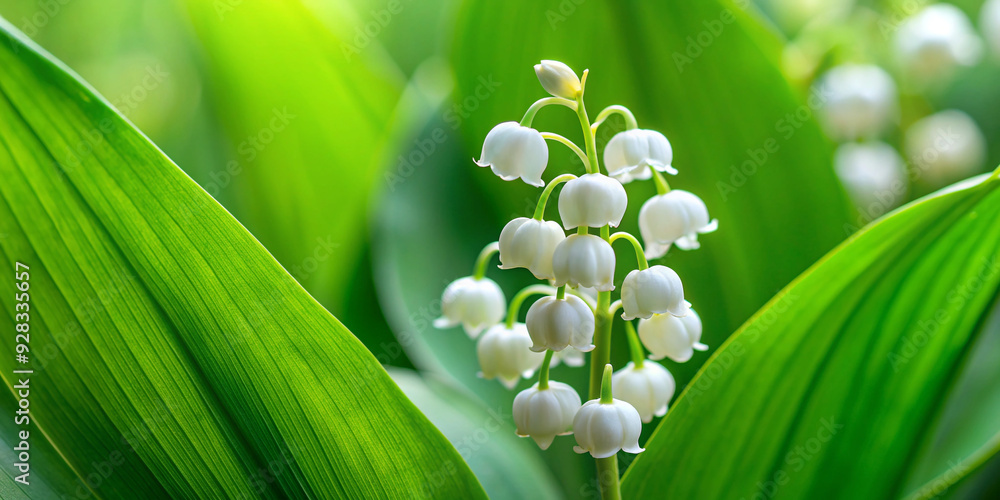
left=435, top=61, right=717, bottom=458
left=813, top=4, right=991, bottom=212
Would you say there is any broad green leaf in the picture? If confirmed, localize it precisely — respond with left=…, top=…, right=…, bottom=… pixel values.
left=0, top=18, right=484, bottom=499
left=388, top=368, right=564, bottom=500
left=622, top=172, right=1000, bottom=499
left=444, top=0, right=851, bottom=393
left=181, top=0, right=403, bottom=313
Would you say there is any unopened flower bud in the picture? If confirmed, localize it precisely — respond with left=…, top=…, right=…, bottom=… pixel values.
left=534, top=60, right=582, bottom=99
left=434, top=276, right=506, bottom=338
left=476, top=122, right=548, bottom=187
left=499, top=217, right=565, bottom=280
left=558, top=173, right=628, bottom=229
left=513, top=381, right=582, bottom=449
left=526, top=295, right=595, bottom=352
left=552, top=234, right=616, bottom=292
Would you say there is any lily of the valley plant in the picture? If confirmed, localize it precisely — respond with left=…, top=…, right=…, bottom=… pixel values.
left=435, top=60, right=717, bottom=498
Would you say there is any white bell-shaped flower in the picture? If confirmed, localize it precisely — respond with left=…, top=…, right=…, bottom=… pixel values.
left=834, top=142, right=908, bottom=212
left=526, top=295, right=595, bottom=352
left=513, top=381, right=582, bottom=449
left=572, top=398, right=644, bottom=458
left=603, top=129, right=677, bottom=177
left=611, top=164, right=654, bottom=184
left=477, top=323, right=545, bottom=389
left=621, top=265, right=688, bottom=320
left=534, top=60, right=582, bottom=100
left=558, top=173, right=628, bottom=229
left=498, top=217, right=565, bottom=280
left=638, top=309, right=708, bottom=363
left=895, top=5, right=982, bottom=78
left=551, top=347, right=586, bottom=367
left=815, top=64, right=897, bottom=141
left=611, top=361, right=676, bottom=423
left=984, top=0, right=1000, bottom=57
left=638, top=190, right=718, bottom=259
left=905, top=110, right=986, bottom=187
left=476, top=122, right=548, bottom=187
left=551, top=234, right=616, bottom=291
left=434, top=276, right=506, bottom=338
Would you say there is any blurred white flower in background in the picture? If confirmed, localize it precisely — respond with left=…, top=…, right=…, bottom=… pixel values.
left=905, top=110, right=987, bottom=187
left=895, top=4, right=983, bottom=79
left=833, top=142, right=908, bottom=212
left=983, top=0, right=1000, bottom=57
left=815, top=64, right=897, bottom=141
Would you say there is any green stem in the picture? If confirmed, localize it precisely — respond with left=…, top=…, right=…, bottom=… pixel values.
left=577, top=225, right=589, bottom=235
left=625, top=321, right=644, bottom=368
left=556, top=285, right=566, bottom=300
left=505, top=284, right=555, bottom=329
left=520, top=97, right=578, bottom=127
left=538, top=350, right=555, bottom=390
left=588, top=291, right=613, bottom=400
left=472, top=242, right=500, bottom=280
left=591, top=104, right=638, bottom=132
left=541, top=133, right=590, bottom=168
left=599, top=364, right=614, bottom=403
left=652, top=169, right=671, bottom=195
left=533, top=173, right=577, bottom=220
left=574, top=70, right=601, bottom=175
left=609, top=232, right=649, bottom=270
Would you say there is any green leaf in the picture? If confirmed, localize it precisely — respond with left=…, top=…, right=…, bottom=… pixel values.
left=0, top=17, right=484, bottom=499
left=180, top=0, right=403, bottom=312
left=622, top=173, right=1000, bottom=499
left=445, top=0, right=851, bottom=391
left=388, top=368, right=564, bottom=500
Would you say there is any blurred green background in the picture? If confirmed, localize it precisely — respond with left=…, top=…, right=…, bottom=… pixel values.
left=3, top=0, right=998, bottom=497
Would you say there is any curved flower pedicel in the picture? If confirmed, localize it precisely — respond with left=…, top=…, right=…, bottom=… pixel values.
left=433, top=59, right=719, bottom=499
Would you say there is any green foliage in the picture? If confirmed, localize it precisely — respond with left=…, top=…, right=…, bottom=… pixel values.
left=0, top=19, right=483, bottom=499
left=624, top=173, right=1000, bottom=499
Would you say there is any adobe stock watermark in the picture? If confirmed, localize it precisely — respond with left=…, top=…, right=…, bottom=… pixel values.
left=740, top=416, right=843, bottom=500
left=716, top=85, right=834, bottom=201
left=202, top=107, right=296, bottom=198
left=686, top=288, right=800, bottom=401
left=384, top=74, right=502, bottom=192
left=109, top=65, right=170, bottom=120
left=672, top=0, right=751, bottom=73
left=842, top=122, right=964, bottom=236
left=546, top=0, right=586, bottom=30
left=877, top=0, right=929, bottom=39
left=341, top=0, right=415, bottom=61
left=887, top=255, right=1000, bottom=372
left=287, top=235, right=340, bottom=284
left=14, top=0, right=74, bottom=45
